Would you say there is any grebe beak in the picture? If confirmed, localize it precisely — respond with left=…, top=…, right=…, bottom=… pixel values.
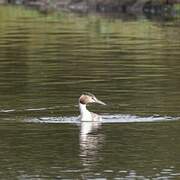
left=95, top=98, right=106, bottom=105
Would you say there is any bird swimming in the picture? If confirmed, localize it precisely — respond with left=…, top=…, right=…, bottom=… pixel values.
left=79, top=92, right=106, bottom=122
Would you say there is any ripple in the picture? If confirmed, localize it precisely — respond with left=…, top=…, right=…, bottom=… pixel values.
left=102, top=114, right=179, bottom=123
left=24, top=114, right=180, bottom=124
left=25, top=116, right=79, bottom=124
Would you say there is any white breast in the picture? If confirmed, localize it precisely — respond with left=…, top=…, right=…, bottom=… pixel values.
left=79, top=103, right=92, bottom=121
left=79, top=103, right=102, bottom=122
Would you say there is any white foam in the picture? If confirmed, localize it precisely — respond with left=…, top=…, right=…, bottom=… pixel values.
left=24, top=114, right=180, bottom=124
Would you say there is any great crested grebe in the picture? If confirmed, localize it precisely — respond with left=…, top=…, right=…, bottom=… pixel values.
left=79, top=92, right=106, bottom=122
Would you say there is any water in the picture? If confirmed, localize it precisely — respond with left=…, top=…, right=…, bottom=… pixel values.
left=0, top=5, right=180, bottom=179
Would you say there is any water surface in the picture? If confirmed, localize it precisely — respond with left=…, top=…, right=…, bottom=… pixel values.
left=0, top=5, right=180, bottom=179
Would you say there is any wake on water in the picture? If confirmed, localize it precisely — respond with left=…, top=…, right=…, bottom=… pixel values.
left=1, top=107, right=179, bottom=124
left=25, top=114, right=180, bottom=124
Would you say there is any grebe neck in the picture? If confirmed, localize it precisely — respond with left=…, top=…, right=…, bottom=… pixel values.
left=79, top=103, right=92, bottom=121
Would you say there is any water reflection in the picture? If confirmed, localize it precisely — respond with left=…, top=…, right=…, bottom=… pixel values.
left=80, top=121, right=101, bottom=135
left=0, top=4, right=180, bottom=179
left=0, top=5, right=180, bottom=117
left=79, top=121, right=104, bottom=169
left=0, top=117, right=179, bottom=179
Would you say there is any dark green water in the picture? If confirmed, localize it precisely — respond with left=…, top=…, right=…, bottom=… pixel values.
left=0, top=5, right=180, bottom=179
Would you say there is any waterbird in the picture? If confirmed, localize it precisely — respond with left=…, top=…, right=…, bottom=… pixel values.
left=79, top=92, right=106, bottom=122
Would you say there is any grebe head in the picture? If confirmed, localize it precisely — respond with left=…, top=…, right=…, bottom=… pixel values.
left=79, top=92, right=106, bottom=105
